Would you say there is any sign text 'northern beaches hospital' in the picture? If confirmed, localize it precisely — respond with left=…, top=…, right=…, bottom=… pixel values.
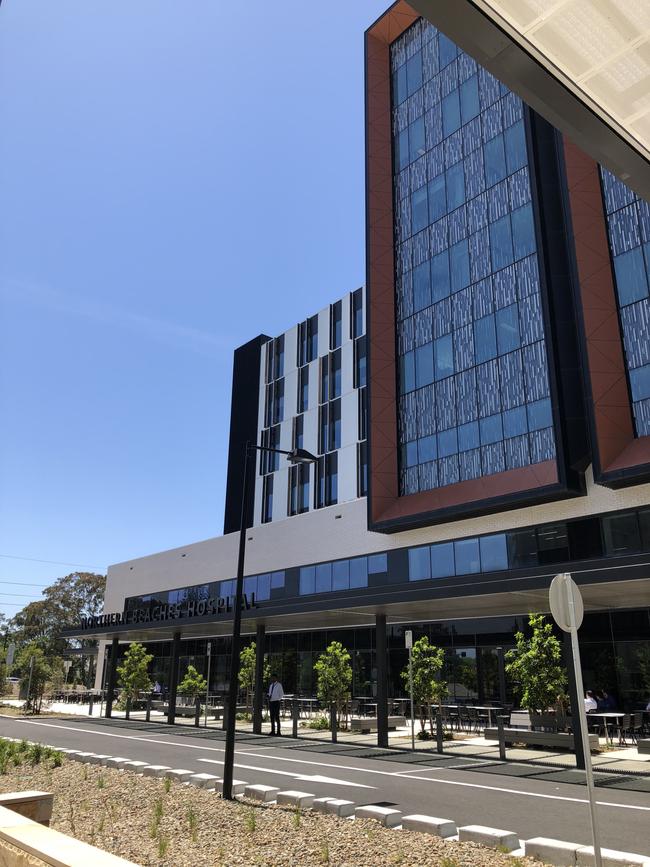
left=79, top=592, right=258, bottom=630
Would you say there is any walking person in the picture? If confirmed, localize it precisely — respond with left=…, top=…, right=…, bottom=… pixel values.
left=268, top=674, right=284, bottom=736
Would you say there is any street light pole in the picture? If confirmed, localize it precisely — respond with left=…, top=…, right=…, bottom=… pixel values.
left=221, top=442, right=318, bottom=800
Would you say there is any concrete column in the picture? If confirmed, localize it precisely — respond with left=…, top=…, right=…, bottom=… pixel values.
left=105, top=637, right=119, bottom=719
left=375, top=614, right=388, bottom=748
left=167, top=631, right=182, bottom=726
left=252, top=624, right=266, bottom=735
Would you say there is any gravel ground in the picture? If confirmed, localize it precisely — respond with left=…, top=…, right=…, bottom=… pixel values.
left=0, top=758, right=544, bottom=867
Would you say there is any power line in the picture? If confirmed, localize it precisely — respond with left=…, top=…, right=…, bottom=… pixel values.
left=0, top=593, right=44, bottom=599
left=0, top=554, right=103, bottom=569
left=0, top=581, right=48, bottom=588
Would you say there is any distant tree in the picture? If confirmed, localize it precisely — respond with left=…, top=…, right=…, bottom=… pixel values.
left=116, top=643, right=152, bottom=705
left=15, top=644, right=52, bottom=714
left=401, top=637, right=447, bottom=735
left=314, top=641, right=352, bottom=730
left=178, top=665, right=207, bottom=701
left=506, top=614, right=567, bottom=712
left=238, top=642, right=270, bottom=712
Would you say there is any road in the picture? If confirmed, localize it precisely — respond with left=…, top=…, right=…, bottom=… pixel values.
left=1, top=715, right=649, bottom=856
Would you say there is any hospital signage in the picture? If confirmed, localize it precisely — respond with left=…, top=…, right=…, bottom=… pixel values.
left=79, top=592, right=258, bottom=630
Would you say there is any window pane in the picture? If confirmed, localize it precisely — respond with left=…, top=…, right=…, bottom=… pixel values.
left=403, top=440, right=418, bottom=468
left=474, top=314, right=497, bottom=363
left=332, top=560, right=350, bottom=591
left=454, top=538, right=481, bottom=574
left=507, top=528, right=538, bottom=568
left=446, top=163, right=465, bottom=211
left=480, top=413, right=503, bottom=445
left=503, top=405, right=527, bottom=437
left=431, top=250, right=451, bottom=301
left=257, top=573, right=271, bottom=601
left=299, top=566, right=315, bottom=595
left=438, top=427, right=458, bottom=456
left=412, top=186, right=429, bottom=234
left=480, top=534, right=508, bottom=571
left=393, top=64, right=407, bottom=105
left=428, top=174, right=447, bottom=222
left=527, top=398, right=552, bottom=431
left=416, top=342, right=435, bottom=388
left=442, top=90, right=461, bottom=138
left=537, top=523, right=569, bottom=564
left=439, top=33, right=457, bottom=68
left=450, top=239, right=470, bottom=291
left=409, top=546, right=431, bottom=581
left=602, top=513, right=642, bottom=555
left=397, top=128, right=409, bottom=172
left=435, top=334, right=454, bottom=380
left=504, top=120, right=527, bottom=174
left=496, top=303, right=520, bottom=354
left=406, top=51, right=422, bottom=96
left=460, top=74, right=479, bottom=123
left=458, top=421, right=479, bottom=451
left=511, top=203, right=536, bottom=261
left=409, top=117, right=426, bottom=163
left=490, top=215, right=514, bottom=270
left=431, top=542, right=455, bottom=578
left=613, top=247, right=649, bottom=306
left=418, top=434, right=437, bottom=463
left=315, top=562, right=332, bottom=593
left=270, top=571, right=285, bottom=589
left=413, top=261, right=431, bottom=311
left=400, top=350, right=416, bottom=393
left=630, top=364, right=650, bottom=402
left=349, top=557, right=368, bottom=588
left=484, top=134, right=507, bottom=186
left=368, top=553, right=388, bottom=573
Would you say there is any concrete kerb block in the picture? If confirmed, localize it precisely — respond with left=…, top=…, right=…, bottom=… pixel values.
left=355, top=805, right=402, bottom=827
left=312, top=798, right=335, bottom=813
left=276, top=791, right=315, bottom=809
left=459, top=825, right=519, bottom=853
left=215, top=779, right=247, bottom=796
left=85, top=755, right=111, bottom=765
left=121, top=761, right=149, bottom=773
left=103, top=758, right=132, bottom=770
left=164, top=769, right=194, bottom=784
left=323, top=799, right=355, bottom=818
left=525, top=837, right=581, bottom=866
left=69, top=752, right=95, bottom=762
left=188, top=773, right=219, bottom=790
left=141, top=765, right=172, bottom=778
left=577, top=846, right=650, bottom=867
left=244, top=784, right=280, bottom=803
left=401, top=815, right=457, bottom=838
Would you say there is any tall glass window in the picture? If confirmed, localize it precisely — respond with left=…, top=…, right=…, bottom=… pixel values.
left=391, top=19, right=556, bottom=495
left=600, top=168, right=650, bottom=436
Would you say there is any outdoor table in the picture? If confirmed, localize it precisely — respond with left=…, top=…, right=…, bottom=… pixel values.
left=468, top=706, right=501, bottom=726
left=587, top=711, right=625, bottom=745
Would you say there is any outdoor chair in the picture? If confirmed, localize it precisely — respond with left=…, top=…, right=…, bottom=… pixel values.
left=631, top=712, right=644, bottom=744
left=617, top=713, right=632, bottom=745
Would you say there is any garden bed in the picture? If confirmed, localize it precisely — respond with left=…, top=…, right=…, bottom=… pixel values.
left=0, top=745, right=542, bottom=866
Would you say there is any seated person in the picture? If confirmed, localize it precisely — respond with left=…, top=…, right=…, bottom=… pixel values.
left=601, top=690, right=616, bottom=711
left=584, top=690, right=597, bottom=712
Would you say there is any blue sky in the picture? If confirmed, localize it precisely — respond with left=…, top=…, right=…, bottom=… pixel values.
left=0, top=0, right=387, bottom=615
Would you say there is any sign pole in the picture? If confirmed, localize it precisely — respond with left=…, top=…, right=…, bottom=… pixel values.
left=405, top=630, right=415, bottom=751
left=550, top=573, right=602, bottom=867
left=204, top=641, right=212, bottom=728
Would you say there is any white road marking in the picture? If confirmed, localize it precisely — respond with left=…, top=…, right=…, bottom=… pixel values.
left=197, top=757, right=375, bottom=788
left=4, top=719, right=650, bottom=813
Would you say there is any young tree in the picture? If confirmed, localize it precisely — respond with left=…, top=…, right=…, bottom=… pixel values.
left=116, top=643, right=153, bottom=705
left=401, top=637, right=447, bottom=735
left=314, top=641, right=352, bottom=730
left=505, top=613, right=567, bottom=712
left=178, top=665, right=207, bottom=701
left=16, top=644, right=52, bottom=714
left=238, top=642, right=270, bottom=712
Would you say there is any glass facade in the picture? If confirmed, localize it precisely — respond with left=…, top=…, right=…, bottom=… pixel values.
left=390, top=20, right=556, bottom=495
left=600, top=168, right=650, bottom=437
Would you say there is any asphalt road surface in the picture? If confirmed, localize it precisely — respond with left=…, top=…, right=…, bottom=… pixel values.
left=1, top=715, right=649, bottom=856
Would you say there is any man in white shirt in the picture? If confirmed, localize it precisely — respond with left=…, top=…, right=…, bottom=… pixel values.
left=268, top=675, right=284, bottom=736
left=584, top=690, right=597, bottom=712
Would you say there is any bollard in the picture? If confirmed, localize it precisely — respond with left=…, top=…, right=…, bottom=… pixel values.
left=497, top=714, right=507, bottom=761
left=194, top=696, right=201, bottom=727
left=331, top=703, right=337, bottom=744
left=145, top=696, right=151, bottom=723
left=436, top=710, right=444, bottom=754
left=88, top=694, right=94, bottom=716
left=292, top=699, right=299, bottom=739
left=125, top=696, right=131, bottom=721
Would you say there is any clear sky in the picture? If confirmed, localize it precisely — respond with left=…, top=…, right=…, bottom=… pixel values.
left=0, top=0, right=388, bottom=615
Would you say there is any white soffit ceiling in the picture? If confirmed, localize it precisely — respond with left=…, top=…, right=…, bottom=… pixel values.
left=409, top=0, right=650, bottom=201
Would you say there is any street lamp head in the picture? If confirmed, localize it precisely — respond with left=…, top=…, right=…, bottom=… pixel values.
left=286, top=448, right=319, bottom=465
